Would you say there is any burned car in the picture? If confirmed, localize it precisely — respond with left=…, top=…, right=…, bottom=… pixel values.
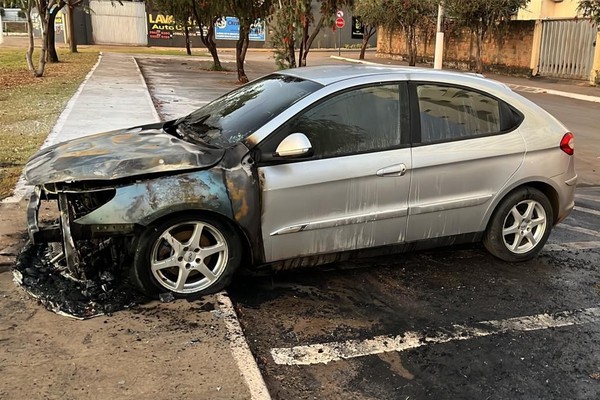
left=25, top=65, right=577, bottom=298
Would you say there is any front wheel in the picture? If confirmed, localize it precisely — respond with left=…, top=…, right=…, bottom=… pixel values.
left=483, top=187, right=553, bottom=262
left=131, top=214, right=242, bottom=298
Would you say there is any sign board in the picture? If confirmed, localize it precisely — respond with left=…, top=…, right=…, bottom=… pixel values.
left=215, top=17, right=265, bottom=41
left=351, top=17, right=364, bottom=39
left=336, top=10, right=344, bottom=18
left=147, top=12, right=202, bottom=46
left=335, top=17, right=345, bottom=28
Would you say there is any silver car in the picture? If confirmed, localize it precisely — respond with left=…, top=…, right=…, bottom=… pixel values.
left=25, top=65, right=577, bottom=298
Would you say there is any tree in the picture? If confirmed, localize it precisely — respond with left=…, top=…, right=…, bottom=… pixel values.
left=23, top=0, right=47, bottom=77
left=226, top=0, right=272, bottom=83
left=379, top=0, right=436, bottom=66
left=578, top=1, right=600, bottom=27
left=270, top=0, right=353, bottom=69
left=191, top=0, right=224, bottom=70
left=353, top=0, right=385, bottom=59
left=446, top=0, right=530, bottom=73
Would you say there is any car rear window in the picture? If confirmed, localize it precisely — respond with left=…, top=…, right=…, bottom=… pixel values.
left=174, top=74, right=323, bottom=147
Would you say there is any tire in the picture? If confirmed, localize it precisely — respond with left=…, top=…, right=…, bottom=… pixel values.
left=483, top=187, right=553, bottom=262
left=131, top=214, right=242, bottom=298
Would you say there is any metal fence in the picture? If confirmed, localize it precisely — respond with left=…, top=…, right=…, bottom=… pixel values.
left=89, top=0, right=147, bottom=46
left=538, top=19, right=596, bottom=80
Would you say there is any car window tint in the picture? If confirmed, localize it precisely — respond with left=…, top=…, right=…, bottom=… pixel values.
left=417, top=84, right=501, bottom=143
left=289, top=85, right=401, bottom=158
left=177, top=75, right=322, bottom=147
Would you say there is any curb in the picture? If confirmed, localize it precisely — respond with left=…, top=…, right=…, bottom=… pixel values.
left=216, top=292, right=272, bottom=400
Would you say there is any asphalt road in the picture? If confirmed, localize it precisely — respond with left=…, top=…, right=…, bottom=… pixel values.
left=138, top=55, right=600, bottom=399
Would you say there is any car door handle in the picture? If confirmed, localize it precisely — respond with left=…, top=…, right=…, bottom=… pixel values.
left=376, top=163, right=407, bottom=177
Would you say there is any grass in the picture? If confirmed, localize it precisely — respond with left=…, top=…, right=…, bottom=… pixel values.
left=0, top=47, right=99, bottom=200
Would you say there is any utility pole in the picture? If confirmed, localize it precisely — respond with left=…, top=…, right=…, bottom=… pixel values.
left=434, top=2, right=444, bottom=70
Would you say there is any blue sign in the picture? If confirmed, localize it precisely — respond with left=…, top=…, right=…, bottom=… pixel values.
left=214, top=17, right=265, bottom=41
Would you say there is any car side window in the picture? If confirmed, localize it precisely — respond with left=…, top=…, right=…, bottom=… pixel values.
left=417, top=84, right=501, bottom=144
left=287, top=84, right=402, bottom=159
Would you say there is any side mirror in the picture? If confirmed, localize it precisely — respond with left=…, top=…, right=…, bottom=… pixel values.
left=275, top=133, right=313, bottom=158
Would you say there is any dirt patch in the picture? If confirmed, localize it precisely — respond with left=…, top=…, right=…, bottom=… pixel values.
left=0, top=201, right=250, bottom=399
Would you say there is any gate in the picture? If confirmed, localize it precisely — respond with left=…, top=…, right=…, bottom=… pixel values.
left=538, top=19, right=596, bottom=80
left=89, top=0, right=147, bottom=45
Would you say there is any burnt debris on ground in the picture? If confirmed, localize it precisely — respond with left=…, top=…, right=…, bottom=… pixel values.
left=13, top=241, right=149, bottom=319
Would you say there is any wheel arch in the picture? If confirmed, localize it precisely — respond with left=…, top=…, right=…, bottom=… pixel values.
left=483, top=179, right=560, bottom=231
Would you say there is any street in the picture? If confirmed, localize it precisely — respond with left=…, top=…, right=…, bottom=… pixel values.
left=136, top=54, right=600, bottom=399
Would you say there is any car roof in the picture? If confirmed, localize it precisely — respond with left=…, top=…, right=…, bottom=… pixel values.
left=276, top=64, right=482, bottom=85
left=276, top=64, right=511, bottom=95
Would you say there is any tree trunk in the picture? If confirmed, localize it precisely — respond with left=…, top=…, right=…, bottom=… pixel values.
left=67, top=4, right=77, bottom=53
left=25, top=0, right=35, bottom=73
left=191, top=2, right=221, bottom=70
left=300, top=14, right=324, bottom=67
left=184, top=20, right=191, bottom=55
left=33, top=0, right=48, bottom=76
left=298, top=18, right=310, bottom=67
left=405, top=27, right=417, bottom=66
left=360, top=26, right=376, bottom=60
left=47, top=6, right=60, bottom=63
left=235, top=20, right=250, bottom=83
left=475, top=28, right=484, bottom=73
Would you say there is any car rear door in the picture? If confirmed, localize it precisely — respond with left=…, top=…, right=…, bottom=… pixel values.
left=406, top=82, right=526, bottom=241
left=256, top=82, right=412, bottom=263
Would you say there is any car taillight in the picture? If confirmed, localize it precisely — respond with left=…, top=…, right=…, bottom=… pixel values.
left=560, top=132, right=574, bottom=155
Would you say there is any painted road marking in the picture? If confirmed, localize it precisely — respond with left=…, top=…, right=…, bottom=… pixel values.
left=558, top=224, right=600, bottom=238
left=271, top=307, right=600, bottom=366
left=217, top=292, right=272, bottom=400
left=544, top=241, right=600, bottom=251
left=575, top=193, right=600, bottom=203
left=574, top=206, right=600, bottom=217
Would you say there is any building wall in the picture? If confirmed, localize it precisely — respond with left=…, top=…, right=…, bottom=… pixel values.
left=377, top=21, right=536, bottom=74
left=517, top=0, right=582, bottom=20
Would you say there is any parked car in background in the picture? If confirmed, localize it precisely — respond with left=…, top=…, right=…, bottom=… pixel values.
left=25, top=65, right=577, bottom=298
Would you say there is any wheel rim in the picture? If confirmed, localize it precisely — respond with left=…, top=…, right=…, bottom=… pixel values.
left=150, top=221, right=229, bottom=294
left=502, top=199, right=547, bottom=254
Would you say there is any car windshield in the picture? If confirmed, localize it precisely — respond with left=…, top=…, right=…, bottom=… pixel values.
left=172, top=74, right=323, bottom=147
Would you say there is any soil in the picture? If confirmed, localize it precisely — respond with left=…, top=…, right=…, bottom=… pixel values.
left=0, top=200, right=250, bottom=400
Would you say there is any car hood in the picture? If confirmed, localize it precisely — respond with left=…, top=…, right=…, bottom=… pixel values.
left=25, top=124, right=225, bottom=185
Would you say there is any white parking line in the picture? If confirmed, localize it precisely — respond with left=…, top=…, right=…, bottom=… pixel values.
left=216, top=292, right=272, bottom=400
left=544, top=241, right=600, bottom=251
left=575, top=194, right=600, bottom=203
left=271, top=307, right=600, bottom=366
left=574, top=206, right=600, bottom=217
left=558, top=224, right=600, bottom=238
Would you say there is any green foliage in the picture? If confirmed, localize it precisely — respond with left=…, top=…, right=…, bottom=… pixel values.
left=446, top=0, right=530, bottom=72
left=269, top=0, right=354, bottom=68
left=578, top=0, right=600, bottom=27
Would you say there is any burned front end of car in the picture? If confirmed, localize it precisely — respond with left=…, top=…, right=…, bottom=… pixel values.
left=27, top=181, right=136, bottom=279
left=22, top=124, right=229, bottom=281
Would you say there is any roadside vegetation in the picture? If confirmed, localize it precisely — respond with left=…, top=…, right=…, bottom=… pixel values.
left=0, top=47, right=98, bottom=199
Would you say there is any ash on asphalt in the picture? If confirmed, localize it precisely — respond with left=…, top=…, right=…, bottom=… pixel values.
left=13, top=242, right=149, bottom=319
left=228, top=244, right=600, bottom=399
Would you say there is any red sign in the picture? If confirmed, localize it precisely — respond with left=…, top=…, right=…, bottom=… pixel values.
left=335, top=17, right=345, bottom=28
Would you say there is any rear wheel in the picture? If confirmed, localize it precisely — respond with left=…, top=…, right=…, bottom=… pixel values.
left=132, top=214, right=242, bottom=298
left=483, top=187, right=553, bottom=262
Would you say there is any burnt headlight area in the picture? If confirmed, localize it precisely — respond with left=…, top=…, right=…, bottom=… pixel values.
left=17, top=186, right=147, bottom=319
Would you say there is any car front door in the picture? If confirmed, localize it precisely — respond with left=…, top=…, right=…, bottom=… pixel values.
left=256, top=83, right=412, bottom=263
left=406, top=82, right=526, bottom=241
